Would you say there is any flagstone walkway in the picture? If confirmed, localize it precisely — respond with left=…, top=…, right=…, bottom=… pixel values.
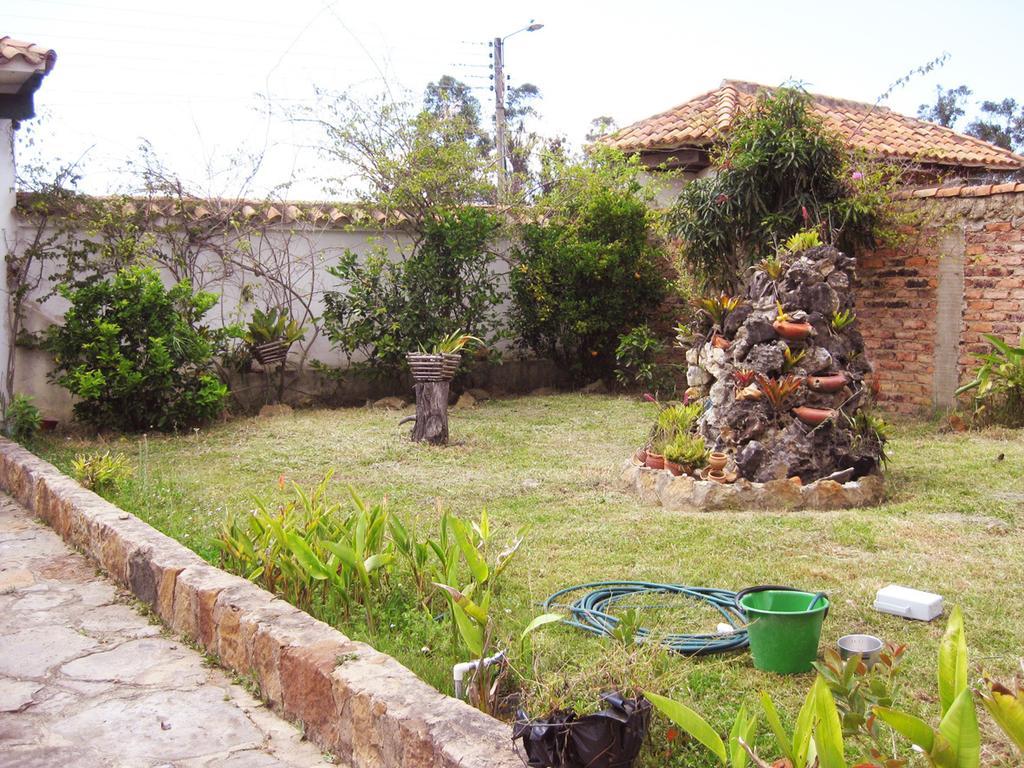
left=0, top=493, right=337, bottom=768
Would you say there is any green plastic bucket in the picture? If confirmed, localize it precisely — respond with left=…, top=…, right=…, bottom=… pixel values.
left=738, top=589, right=829, bottom=674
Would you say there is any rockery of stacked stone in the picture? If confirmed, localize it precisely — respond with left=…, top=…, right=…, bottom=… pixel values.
left=685, top=245, right=885, bottom=484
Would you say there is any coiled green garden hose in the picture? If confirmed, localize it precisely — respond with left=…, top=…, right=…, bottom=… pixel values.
left=543, top=581, right=749, bottom=656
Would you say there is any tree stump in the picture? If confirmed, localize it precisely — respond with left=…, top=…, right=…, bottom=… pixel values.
left=410, top=381, right=450, bottom=445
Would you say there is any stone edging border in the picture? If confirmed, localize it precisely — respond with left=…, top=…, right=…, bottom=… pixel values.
left=620, top=460, right=885, bottom=511
left=0, top=439, right=519, bottom=768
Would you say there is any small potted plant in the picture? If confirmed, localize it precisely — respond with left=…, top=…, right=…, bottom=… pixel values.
left=407, top=330, right=483, bottom=382
left=664, top=433, right=709, bottom=476
left=244, top=307, right=306, bottom=366
left=773, top=302, right=813, bottom=341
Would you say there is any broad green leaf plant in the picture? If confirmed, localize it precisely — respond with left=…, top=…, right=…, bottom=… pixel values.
left=874, top=607, right=978, bottom=768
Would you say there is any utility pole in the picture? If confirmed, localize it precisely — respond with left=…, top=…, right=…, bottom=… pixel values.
left=492, top=36, right=507, bottom=200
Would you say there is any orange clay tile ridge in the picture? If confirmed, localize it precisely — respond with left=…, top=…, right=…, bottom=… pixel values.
left=606, top=80, right=1024, bottom=171
left=14, top=193, right=412, bottom=229
left=895, top=182, right=1024, bottom=200
left=0, top=36, right=57, bottom=74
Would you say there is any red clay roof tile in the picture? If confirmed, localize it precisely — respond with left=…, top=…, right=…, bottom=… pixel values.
left=0, top=36, right=56, bottom=74
left=606, top=80, right=1024, bottom=171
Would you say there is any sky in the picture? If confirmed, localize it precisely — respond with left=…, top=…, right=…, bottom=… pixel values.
left=6, top=0, right=1023, bottom=200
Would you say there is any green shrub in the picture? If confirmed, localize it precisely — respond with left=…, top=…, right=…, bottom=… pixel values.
left=322, top=206, right=503, bottom=377
left=669, top=86, right=900, bottom=288
left=955, top=333, right=1024, bottom=427
left=46, top=265, right=228, bottom=431
left=72, top=450, right=133, bottom=493
left=615, top=325, right=675, bottom=394
left=2, top=394, right=41, bottom=443
left=509, top=148, right=668, bottom=380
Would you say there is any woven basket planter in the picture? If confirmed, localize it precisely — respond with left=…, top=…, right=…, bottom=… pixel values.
left=251, top=340, right=289, bottom=367
left=407, top=352, right=459, bottom=383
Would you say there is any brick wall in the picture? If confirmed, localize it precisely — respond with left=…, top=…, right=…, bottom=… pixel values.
left=857, top=184, right=1024, bottom=413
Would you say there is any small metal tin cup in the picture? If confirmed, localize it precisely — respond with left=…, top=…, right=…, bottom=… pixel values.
left=838, top=634, right=884, bottom=669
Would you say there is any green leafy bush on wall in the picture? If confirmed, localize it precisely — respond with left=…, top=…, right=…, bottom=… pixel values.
left=322, top=206, right=504, bottom=377
left=46, top=265, right=228, bottom=432
left=509, top=148, right=668, bottom=380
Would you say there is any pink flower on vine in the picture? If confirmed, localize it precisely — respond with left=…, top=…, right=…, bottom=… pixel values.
left=852, top=171, right=864, bottom=180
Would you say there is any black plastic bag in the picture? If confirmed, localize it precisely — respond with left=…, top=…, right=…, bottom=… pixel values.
left=513, top=692, right=652, bottom=768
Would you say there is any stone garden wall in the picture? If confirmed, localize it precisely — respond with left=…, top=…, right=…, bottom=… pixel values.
left=857, top=183, right=1024, bottom=414
left=0, top=438, right=520, bottom=768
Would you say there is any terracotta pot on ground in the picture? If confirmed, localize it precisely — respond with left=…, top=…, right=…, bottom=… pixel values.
left=645, top=452, right=665, bottom=470
left=708, top=468, right=728, bottom=483
left=793, top=406, right=837, bottom=426
left=664, top=460, right=685, bottom=476
left=708, top=451, right=728, bottom=472
left=772, top=320, right=813, bottom=341
left=806, top=373, right=848, bottom=393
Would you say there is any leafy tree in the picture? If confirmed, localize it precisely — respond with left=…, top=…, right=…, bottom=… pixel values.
left=967, top=99, right=1024, bottom=151
left=508, top=146, right=668, bottom=380
left=668, top=86, right=898, bottom=288
left=917, top=84, right=972, bottom=128
left=46, top=266, right=228, bottom=431
left=322, top=207, right=504, bottom=377
left=585, top=115, right=618, bottom=142
left=303, top=89, right=493, bottom=225
left=305, top=88, right=505, bottom=377
left=424, top=75, right=490, bottom=151
left=918, top=84, right=1024, bottom=152
left=505, top=83, right=542, bottom=180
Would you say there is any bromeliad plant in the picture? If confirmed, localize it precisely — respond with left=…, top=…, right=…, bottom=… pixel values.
left=755, top=373, right=804, bottom=412
left=831, top=309, right=857, bottom=332
left=649, top=401, right=703, bottom=453
left=426, top=329, right=484, bottom=355
left=783, top=228, right=823, bottom=254
left=244, top=306, right=307, bottom=347
left=783, top=345, right=807, bottom=372
left=663, top=432, right=709, bottom=469
left=698, top=294, right=742, bottom=329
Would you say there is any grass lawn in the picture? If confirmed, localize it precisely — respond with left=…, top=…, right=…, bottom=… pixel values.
left=33, top=394, right=1024, bottom=766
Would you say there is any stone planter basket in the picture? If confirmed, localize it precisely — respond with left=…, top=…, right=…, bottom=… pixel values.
left=407, top=352, right=461, bottom=382
left=251, top=340, right=289, bottom=367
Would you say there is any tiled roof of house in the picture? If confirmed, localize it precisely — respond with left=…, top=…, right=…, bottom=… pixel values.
left=0, top=36, right=57, bottom=74
left=607, top=80, right=1024, bottom=171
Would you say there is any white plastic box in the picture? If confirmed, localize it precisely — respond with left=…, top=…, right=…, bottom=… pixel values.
left=873, top=585, right=944, bottom=622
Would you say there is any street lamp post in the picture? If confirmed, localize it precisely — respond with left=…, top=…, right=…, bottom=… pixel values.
left=492, top=21, right=543, bottom=199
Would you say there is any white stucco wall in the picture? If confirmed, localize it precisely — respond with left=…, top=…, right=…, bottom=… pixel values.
left=10, top=212, right=526, bottom=419
left=1, top=120, right=16, bottom=409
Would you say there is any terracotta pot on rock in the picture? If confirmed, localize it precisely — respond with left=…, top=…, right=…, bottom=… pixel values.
left=664, top=460, right=685, bottom=476
left=708, top=468, right=728, bottom=484
left=633, top=447, right=648, bottom=465
left=773, top=320, right=813, bottom=341
left=645, top=452, right=665, bottom=470
left=807, top=373, right=848, bottom=393
left=711, top=334, right=732, bottom=350
left=708, top=451, right=728, bottom=472
left=793, top=406, right=837, bottom=426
